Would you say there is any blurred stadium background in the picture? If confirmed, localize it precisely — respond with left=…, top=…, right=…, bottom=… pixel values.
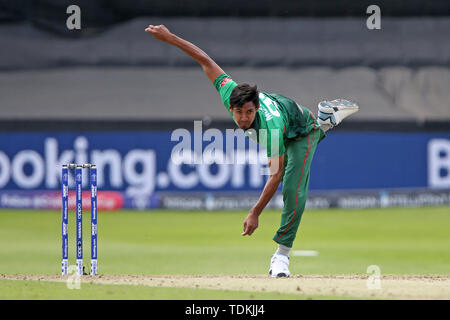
left=0, top=0, right=448, bottom=211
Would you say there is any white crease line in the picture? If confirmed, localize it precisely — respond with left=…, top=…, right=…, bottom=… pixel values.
left=292, top=250, right=319, bottom=257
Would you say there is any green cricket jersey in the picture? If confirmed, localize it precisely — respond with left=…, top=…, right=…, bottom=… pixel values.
left=214, top=73, right=319, bottom=158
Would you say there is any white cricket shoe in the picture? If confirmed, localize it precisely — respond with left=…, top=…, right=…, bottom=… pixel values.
left=318, top=99, right=359, bottom=132
left=269, top=254, right=290, bottom=278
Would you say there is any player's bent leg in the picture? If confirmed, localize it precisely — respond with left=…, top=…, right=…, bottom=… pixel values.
left=270, top=127, right=321, bottom=277
left=318, top=99, right=359, bottom=132
left=273, top=171, right=311, bottom=248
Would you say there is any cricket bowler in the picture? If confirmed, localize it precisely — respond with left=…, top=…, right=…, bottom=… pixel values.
left=145, top=24, right=359, bottom=277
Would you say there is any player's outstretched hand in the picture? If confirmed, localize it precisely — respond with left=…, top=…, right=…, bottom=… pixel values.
left=145, top=24, right=173, bottom=42
left=242, top=212, right=259, bottom=236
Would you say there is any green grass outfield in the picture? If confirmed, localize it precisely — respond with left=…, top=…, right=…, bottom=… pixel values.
left=0, top=206, right=449, bottom=299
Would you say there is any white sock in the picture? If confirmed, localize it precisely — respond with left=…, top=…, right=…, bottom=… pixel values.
left=275, top=244, right=291, bottom=257
left=319, top=122, right=333, bottom=132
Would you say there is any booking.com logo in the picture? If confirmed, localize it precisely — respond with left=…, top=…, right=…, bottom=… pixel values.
left=0, top=121, right=282, bottom=194
left=171, top=120, right=281, bottom=174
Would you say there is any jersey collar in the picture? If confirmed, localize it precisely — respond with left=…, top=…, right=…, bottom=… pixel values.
left=244, top=112, right=261, bottom=142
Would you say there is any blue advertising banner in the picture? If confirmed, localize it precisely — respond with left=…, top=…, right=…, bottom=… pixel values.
left=0, top=130, right=449, bottom=197
left=312, top=132, right=450, bottom=190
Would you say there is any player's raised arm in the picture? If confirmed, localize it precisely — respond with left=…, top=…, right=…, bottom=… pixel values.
left=145, top=24, right=225, bottom=84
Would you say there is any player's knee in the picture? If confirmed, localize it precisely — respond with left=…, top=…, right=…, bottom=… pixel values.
left=282, top=185, right=298, bottom=199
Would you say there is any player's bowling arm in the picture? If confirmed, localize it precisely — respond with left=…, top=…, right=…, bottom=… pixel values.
left=252, top=155, right=284, bottom=216
left=145, top=24, right=225, bottom=83
left=242, top=155, right=284, bottom=236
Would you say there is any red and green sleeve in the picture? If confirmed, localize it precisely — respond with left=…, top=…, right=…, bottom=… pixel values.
left=213, top=73, right=237, bottom=115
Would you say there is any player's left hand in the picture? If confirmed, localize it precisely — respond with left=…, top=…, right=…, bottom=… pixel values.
left=242, top=212, right=259, bottom=236
left=145, top=24, right=173, bottom=42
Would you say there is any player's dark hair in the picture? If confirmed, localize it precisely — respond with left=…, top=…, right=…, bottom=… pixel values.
left=230, top=84, right=259, bottom=109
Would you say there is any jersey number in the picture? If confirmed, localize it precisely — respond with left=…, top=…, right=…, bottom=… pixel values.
left=260, top=93, right=281, bottom=117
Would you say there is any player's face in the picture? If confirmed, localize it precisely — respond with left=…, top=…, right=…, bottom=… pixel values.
left=231, top=102, right=259, bottom=130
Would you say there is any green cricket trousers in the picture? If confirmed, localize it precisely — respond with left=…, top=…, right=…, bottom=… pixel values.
left=273, top=113, right=326, bottom=248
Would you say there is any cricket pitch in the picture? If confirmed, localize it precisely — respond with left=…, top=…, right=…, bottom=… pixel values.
left=1, top=274, right=449, bottom=300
